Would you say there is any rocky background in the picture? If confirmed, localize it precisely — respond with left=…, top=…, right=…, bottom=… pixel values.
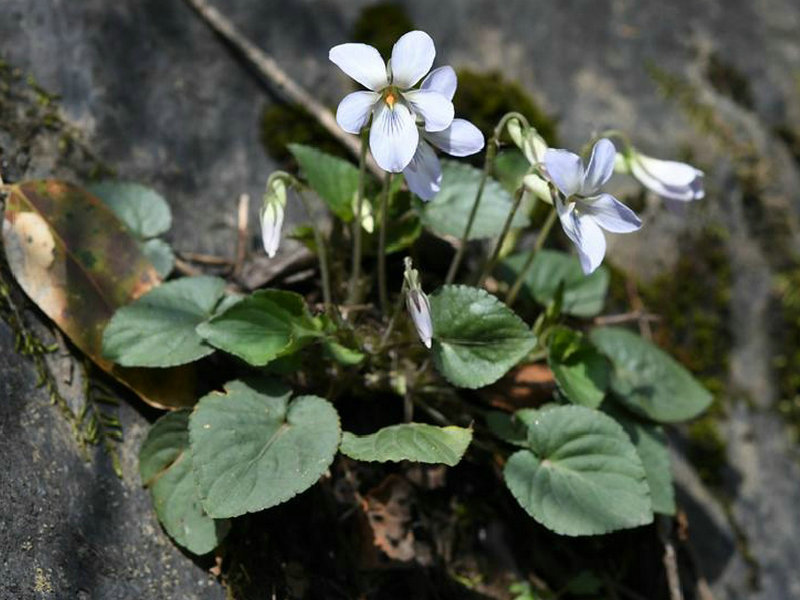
left=1, top=0, right=800, bottom=598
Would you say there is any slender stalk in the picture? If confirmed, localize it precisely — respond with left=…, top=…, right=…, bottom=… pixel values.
left=347, top=130, right=369, bottom=305
left=506, top=207, right=557, bottom=307
left=478, top=186, right=526, bottom=286
left=443, top=112, right=528, bottom=285
left=377, top=173, right=393, bottom=315
left=298, top=190, right=332, bottom=306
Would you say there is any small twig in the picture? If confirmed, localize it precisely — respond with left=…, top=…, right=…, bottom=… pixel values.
left=626, top=279, right=653, bottom=339
left=182, top=0, right=382, bottom=177
left=233, top=193, right=250, bottom=278
left=177, top=251, right=233, bottom=266
left=173, top=257, right=205, bottom=277
left=593, top=311, right=661, bottom=326
left=658, top=516, right=684, bottom=600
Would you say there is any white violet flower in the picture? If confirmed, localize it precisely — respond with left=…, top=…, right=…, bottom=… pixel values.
left=260, top=175, right=288, bottom=258
left=544, top=138, right=642, bottom=274
left=329, top=30, right=455, bottom=173
left=627, top=150, right=705, bottom=202
left=402, top=66, right=485, bottom=200
left=403, top=257, right=433, bottom=348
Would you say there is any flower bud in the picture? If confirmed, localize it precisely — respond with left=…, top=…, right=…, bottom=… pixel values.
left=260, top=174, right=288, bottom=258
left=627, top=150, right=704, bottom=202
left=403, top=257, right=433, bottom=349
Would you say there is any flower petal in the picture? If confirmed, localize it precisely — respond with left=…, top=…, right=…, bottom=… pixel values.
left=579, top=193, right=642, bottom=233
left=329, top=43, right=388, bottom=91
left=370, top=102, right=419, bottom=172
left=630, top=154, right=705, bottom=201
left=581, top=138, right=616, bottom=194
left=335, top=91, right=379, bottom=134
left=260, top=202, right=284, bottom=258
left=390, top=30, right=435, bottom=88
left=403, top=140, right=442, bottom=200
left=421, top=65, right=457, bottom=100
left=425, top=118, right=484, bottom=157
left=556, top=198, right=607, bottom=274
left=402, top=89, right=454, bottom=132
left=544, top=149, right=584, bottom=197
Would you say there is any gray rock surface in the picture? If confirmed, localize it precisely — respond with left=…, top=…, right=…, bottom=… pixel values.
left=1, top=0, right=800, bottom=599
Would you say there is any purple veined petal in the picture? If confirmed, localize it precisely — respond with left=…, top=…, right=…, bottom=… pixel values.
left=406, top=288, right=433, bottom=348
left=329, top=43, right=388, bottom=91
left=335, top=91, right=380, bottom=134
left=581, top=138, right=616, bottom=195
left=556, top=197, right=607, bottom=274
left=579, top=193, right=642, bottom=233
left=544, top=149, right=584, bottom=197
left=370, top=102, right=419, bottom=173
left=421, top=65, right=457, bottom=101
left=390, top=30, right=435, bottom=88
left=630, top=154, right=705, bottom=201
left=403, top=139, right=442, bottom=200
left=402, top=89, right=454, bottom=132
left=425, top=118, right=484, bottom=157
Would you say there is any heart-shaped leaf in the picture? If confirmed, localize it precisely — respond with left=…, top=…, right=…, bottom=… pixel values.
left=87, top=180, right=172, bottom=239
left=141, top=238, right=175, bottom=278
left=608, top=407, right=675, bottom=515
left=189, top=379, right=340, bottom=518
left=102, top=276, right=226, bottom=368
left=289, top=144, right=359, bottom=221
left=139, top=410, right=230, bottom=554
left=430, top=285, right=537, bottom=389
left=590, top=327, right=713, bottom=423
left=196, top=289, right=320, bottom=365
left=1, top=180, right=193, bottom=408
left=499, top=250, right=609, bottom=317
left=504, top=405, right=653, bottom=536
left=422, top=161, right=529, bottom=240
left=340, top=424, right=472, bottom=466
left=547, top=327, right=609, bottom=408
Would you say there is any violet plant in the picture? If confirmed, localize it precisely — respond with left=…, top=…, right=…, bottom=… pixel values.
left=98, top=30, right=711, bottom=556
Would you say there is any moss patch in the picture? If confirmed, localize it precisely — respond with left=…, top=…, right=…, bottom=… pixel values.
left=260, top=103, right=347, bottom=167
left=351, top=2, right=415, bottom=57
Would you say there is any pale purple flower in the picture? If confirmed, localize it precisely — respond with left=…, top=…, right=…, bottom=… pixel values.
left=329, top=31, right=455, bottom=173
left=402, top=66, right=484, bottom=200
left=544, top=139, right=642, bottom=274
left=628, top=151, right=705, bottom=202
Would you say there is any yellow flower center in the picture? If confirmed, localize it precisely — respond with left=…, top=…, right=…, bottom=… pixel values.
left=385, top=91, right=397, bottom=108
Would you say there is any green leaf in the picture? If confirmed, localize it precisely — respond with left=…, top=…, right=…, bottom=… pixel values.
left=102, top=276, right=226, bottom=367
left=499, top=250, right=609, bottom=317
left=493, top=150, right=530, bottom=195
left=323, top=339, right=365, bottom=366
left=139, top=410, right=230, bottom=554
left=485, top=409, right=541, bottom=446
left=189, top=379, right=341, bottom=518
left=289, top=144, right=359, bottom=221
left=88, top=180, right=172, bottom=238
left=609, top=408, right=676, bottom=515
left=340, top=424, right=472, bottom=466
left=430, top=285, right=537, bottom=389
left=504, top=405, right=653, bottom=536
left=590, top=327, right=713, bottom=423
left=196, top=289, right=320, bottom=366
left=422, top=160, right=529, bottom=240
left=547, top=327, right=609, bottom=408
left=141, top=238, right=175, bottom=278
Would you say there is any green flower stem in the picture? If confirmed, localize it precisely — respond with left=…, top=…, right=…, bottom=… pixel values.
left=444, top=111, right=527, bottom=285
left=377, top=172, right=394, bottom=316
left=298, top=189, right=332, bottom=306
left=506, top=207, right=558, bottom=307
left=346, top=129, right=370, bottom=306
left=478, top=186, right=526, bottom=287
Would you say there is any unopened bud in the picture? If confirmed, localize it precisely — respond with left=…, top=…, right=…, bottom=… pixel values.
left=260, top=174, right=289, bottom=258
left=403, top=257, right=433, bottom=349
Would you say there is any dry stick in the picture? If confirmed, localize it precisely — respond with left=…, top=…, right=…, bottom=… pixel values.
left=182, top=0, right=382, bottom=178
left=347, top=130, right=370, bottom=305
left=178, top=251, right=233, bottom=266
left=506, top=206, right=557, bottom=307
left=233, top=192, right=249, bottom=278
left=377, top=173, right=393, bottom=315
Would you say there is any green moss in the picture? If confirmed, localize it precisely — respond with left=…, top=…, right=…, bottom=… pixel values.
left=705, top=53, right=754, bottom=110
left=455, top=70, right=558, bottom=145
left=686, top=417, right=727, bottom=487
left=772, top=265, right=800, bottom=441
left=259, top=103, right=347, bottom=166
left=351, top=2, right=415, bottom=57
